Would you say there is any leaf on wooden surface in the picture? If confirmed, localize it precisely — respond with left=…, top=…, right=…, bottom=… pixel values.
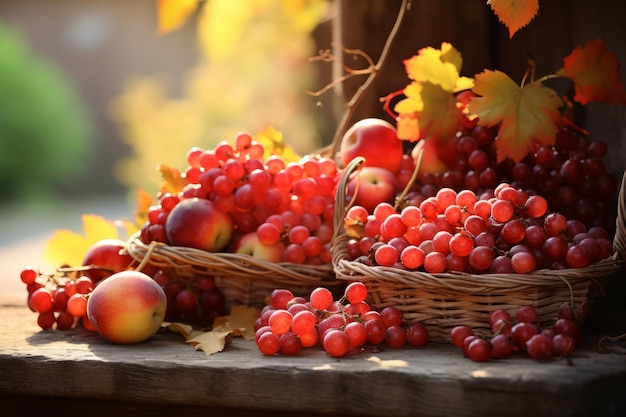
left=158, top=163, right=188, bottom=195
left=394, top=43, right=473, bottom=143
left=254, top=126, right=301, bottom=164
left=556, top=38, right=626, bottom=105
left=187, top=328, right=235, bottom=355
left=468, top=69, right=564, bottom=163
left=167, top=305, right=260, bottom=354
left=157, top=0, right=201, bottom=35
left=44, top=215, right=124, bottom=268
left=213, top=305, right=259, bottom=341
left=163, top=321, right=198, bottom=339
left=488, top=0, right=539, bottom=38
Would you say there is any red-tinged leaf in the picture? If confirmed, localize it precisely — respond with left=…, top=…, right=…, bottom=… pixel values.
left=556, top=38, right=626, bottom=105
left=395, top=82, right=461, bottom=143
left=157, top=0, right=201, bottom=35
left=469, top=70, right=564, bottom=163
left=488, top=0, right=539, bottom=38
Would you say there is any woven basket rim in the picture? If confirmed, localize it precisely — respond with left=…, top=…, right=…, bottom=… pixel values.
left=125, top=231, right=341, bottom=283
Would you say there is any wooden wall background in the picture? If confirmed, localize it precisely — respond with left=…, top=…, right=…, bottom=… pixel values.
left=1, top=0, right=624, bottom=190
left=319, top=0, right=626, bottom=179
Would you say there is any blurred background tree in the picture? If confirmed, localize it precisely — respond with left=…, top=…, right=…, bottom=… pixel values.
left=110, top=0, right=330, bottom=197
left=0, top=23, right=94, bottom=204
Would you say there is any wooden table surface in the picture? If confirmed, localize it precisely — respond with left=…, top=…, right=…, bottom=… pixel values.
left=2, top=284, right=626, bottom=417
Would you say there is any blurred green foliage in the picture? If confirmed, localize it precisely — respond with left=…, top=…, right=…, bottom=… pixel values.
left=0, top=23, right=93, bottom=203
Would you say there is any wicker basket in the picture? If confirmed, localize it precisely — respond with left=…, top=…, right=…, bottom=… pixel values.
left=124, top=145, right=346, bottom=308
left=125, top=233, right=341, bottom=307
left=331, top=157, right=626, bottom=343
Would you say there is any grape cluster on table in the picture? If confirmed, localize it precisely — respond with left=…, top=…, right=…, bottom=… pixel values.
left=451, top=304, right=582, bottom=362
left=254, top=284, right=429, bottom=357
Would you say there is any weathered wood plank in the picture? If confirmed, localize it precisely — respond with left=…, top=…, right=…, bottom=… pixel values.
left=1, top=302, right=626, bottom=417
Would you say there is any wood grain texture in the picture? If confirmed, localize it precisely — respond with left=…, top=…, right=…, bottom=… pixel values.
left=1, top=302, right=626, bottom=417
left=333, top=0, right=626, bottom=178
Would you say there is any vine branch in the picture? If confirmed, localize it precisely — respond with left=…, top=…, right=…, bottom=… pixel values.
left=314, top=0, right=410, bottom=155
left=331, top=0, right=410, bottom=154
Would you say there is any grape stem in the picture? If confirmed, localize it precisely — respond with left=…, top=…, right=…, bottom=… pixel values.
left=393, top=144, right=424, bottom=212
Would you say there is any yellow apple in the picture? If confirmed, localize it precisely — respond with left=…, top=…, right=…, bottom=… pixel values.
left=87, top=270, right=167, bottom=344
left=233, top=232, right=286, bottom=262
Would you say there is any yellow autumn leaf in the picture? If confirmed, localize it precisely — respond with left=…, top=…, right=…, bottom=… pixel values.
left=403, top=42, right=474, bottom=92
left=186, top=328, right=235, bottom=355
left=395, top=82, right=460, bottom=143
left=394, top=43, right=473, bottom=143
left=212, top=305, right=259, bottom=341
left=158, top=163, right=188, bottom=195
left=44, top=214, right=126, bottom=267
left=416, top=82, right=463, bottom=142
left=469, top=69, right=564, bottom=163
left=134, top=188, right=155, bottom=227
left=254, top=126, right=301, bottom=164
left=157, top=0, right=201, bottom=35
left=166, top=305, right=260, bottom=354
left=163, top=321, right=205, bottom=340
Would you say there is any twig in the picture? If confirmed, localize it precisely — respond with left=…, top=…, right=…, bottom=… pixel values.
left=330, top=0, right=411, bottom=155
left=307, top=43, right=378, bottom=97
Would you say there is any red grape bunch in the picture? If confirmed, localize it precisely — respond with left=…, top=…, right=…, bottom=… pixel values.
left=140, top=132, right=340, bottom=265
left=19, top=266, right=96, bottom=331
left=397, top=117, right=618, bottom=234
left=344, top=182, right=614, bottom=274
left=254, top=283, right=429, bottom=357
left=450, top=303, right=582, bottom=362
left=20, top=262, right=227, bottom=330
left=152, top=269, right=225, bottom=325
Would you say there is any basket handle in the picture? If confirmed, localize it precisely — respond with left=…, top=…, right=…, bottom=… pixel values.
left=332, top=156, right=366, bottom=243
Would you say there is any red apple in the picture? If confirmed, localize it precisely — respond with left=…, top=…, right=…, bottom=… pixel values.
left=82, top=239, right=135, bottom=283
left=338, top=118, right=404, bottom=173
left=86, top=270, right=167, bottom=344
left=233, top=232, right=285, bottom=262
left=165, top=197, right=233, bottom=252
left=346, top=166, right=398, bottom=213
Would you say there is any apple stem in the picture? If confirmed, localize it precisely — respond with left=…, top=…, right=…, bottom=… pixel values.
left=394, top=143, right=425, bottom=212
